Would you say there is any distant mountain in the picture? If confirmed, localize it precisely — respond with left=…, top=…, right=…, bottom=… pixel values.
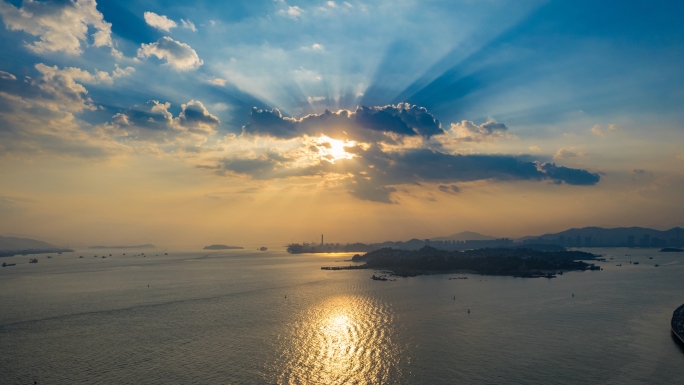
left=0, top=235, right=73, bottom=257
left=518, top=227, right=684, bottom=247
left=0, top=235, right=58, bottom=252
left=430, top=231, right=497, bottom=242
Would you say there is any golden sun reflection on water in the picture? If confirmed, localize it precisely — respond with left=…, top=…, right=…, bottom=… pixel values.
left=276, top=295, right=402, bottom=384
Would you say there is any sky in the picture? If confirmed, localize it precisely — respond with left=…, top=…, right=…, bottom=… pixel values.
left=0, top=0, right=683, bottom=247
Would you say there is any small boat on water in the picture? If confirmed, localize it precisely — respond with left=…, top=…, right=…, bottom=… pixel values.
left=259, top=247, right=268, bottom=251
left=655, top=264, right=659, bottom=267
left=29, top=258, right=38, bottom=263
left=2, top=262, right=16, bottom=267
left=47, top=256, right=52, bottom=259
left=633, top=262, right=640, bottom=265
left=371, top=275, right=388, bottom=281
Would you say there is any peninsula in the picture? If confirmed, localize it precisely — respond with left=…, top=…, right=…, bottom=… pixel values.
left=337, top=246, right=600, bottom=278
left=203, top=244, right=244, bottom=250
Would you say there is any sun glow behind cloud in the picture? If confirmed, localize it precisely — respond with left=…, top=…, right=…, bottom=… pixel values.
left=313, top=136, right=356, bottom=163
left=0, top=0, right=683, bottom=246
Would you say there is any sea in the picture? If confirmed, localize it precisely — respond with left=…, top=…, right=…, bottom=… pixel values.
left=0, top=247, right=683, bottom=384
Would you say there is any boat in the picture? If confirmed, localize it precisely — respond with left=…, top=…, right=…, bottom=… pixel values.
left=259, top=247, right=268, bottom=251
left=47, top=255, right=52, bottom=258
left=29, top=258, right=38, bottom=263
left=2, top=262, right=16, bottom=267
left=79, top=256, right=84, bottom=258
left=633, top=262, right=640, bottom=265
left=672, top=303, right=684, bottom=344
left=371, top=275, right=388, bottom=281
left=655, top=264, right=659, bottom=267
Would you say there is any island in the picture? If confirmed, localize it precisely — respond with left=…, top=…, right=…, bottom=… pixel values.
left=203, top=244, right=244, bottom=250
left=660, top=248, right=684, bottom=252
left=89, top=244, right=155, bottom=249
left=324, top=246, right=600, bottom=278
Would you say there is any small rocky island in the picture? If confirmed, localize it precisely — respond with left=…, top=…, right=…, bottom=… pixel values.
left=203, top=244, right=244, bottom=250
left=337, top=246, right=600, bottom=278
left=89, top=244, right=155, bottom=249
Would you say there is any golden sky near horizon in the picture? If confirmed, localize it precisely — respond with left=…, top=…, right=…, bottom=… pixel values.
left=1, top=1, right=683, bottom=247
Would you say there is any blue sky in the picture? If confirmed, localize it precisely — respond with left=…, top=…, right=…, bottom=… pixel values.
left=0, top=0, right=683, bottom=245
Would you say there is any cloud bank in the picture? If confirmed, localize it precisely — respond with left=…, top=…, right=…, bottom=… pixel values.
left=243, top=103, right=445, bottom=142
left=196, top=104, right=602, bottom=203
left=0, top=0, right=120, bottom=57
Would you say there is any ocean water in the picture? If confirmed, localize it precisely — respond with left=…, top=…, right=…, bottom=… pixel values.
left=1, top=247, right=683, bottom=384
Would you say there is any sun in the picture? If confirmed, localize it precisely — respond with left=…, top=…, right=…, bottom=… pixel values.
left=315, top=136, right=355, bottom=163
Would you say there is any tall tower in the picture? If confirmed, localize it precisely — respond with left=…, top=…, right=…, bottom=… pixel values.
left=321, top=234, right=324, bottom=245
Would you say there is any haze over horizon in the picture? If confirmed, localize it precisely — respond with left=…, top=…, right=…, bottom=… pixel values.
left=1, top=0, right=683, bottom=247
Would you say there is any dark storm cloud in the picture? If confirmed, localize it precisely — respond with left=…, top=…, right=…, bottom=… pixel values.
left=242, top=103, right=445, bottom=140
left=208, top=144, right=601, bottom=203
left=439, top=185, right=461, bottom=194
left=540, top=163, right=601, bottom=186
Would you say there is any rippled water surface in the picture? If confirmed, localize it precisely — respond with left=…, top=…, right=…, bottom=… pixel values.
left=1, top=247, right=683, bottom=384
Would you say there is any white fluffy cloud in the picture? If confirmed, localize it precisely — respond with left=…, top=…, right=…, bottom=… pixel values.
left=449, top=120, right=514, bottom=142
left=591, top=123, right=620, bottom=136
left=0, top=67, right=126, bottom=158
left=278, top=6, right=303, bottom=19
left=0, top=0, right=120, bottom=57
left=144, top=11, right=197, bottom=32
left=554, top=148, right=586, bottom=159
left=144, top=11, right=177, bottom=32
left=38, top=64, right=134, bottom=86
left=137, top=37, right=204, bottom=70
left=209, top=77, right=227, bottom=86
left=180, top=19, right=197, bottom=32
left=0, top=70, right=16, bottom=80
left=32, top=63, right=96, bottom=112
left=302, top=43, right=324, bottom=51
